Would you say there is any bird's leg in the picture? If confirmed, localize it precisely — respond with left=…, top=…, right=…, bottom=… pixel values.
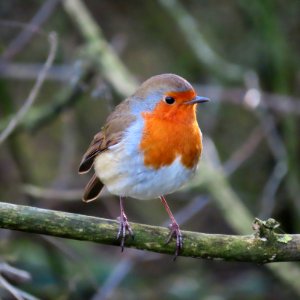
left=160, top=195, right=183, bottom=259
left=117, top=196, right=134, bottom=251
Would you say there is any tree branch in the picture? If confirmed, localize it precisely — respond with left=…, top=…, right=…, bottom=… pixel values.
left=0, top=202, right=299, bottom=263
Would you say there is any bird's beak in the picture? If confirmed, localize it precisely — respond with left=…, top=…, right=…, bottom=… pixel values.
left=186, top=96, right=210, bottom=105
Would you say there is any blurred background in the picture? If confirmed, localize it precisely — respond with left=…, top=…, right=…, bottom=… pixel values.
left=0, top=0, right=300, bottom=299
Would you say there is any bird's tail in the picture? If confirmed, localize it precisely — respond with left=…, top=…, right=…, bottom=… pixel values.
left=82, top=174, right=104, bottom=202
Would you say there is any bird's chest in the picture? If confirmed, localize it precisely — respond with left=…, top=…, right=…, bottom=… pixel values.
left=139, top=115, right=202, bottom=170
left=94, top=117, right=201, bottom=199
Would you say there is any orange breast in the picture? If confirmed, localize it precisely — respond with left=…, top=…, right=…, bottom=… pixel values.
left=140, top=100, right=202, bottom=169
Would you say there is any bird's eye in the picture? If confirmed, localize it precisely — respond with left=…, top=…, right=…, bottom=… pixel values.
left=165, top=96, right=175, bottom=104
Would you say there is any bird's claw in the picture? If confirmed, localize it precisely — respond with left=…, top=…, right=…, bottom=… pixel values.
left=166, top=222, right=183, bottom=260
left=117, top=213, right=134, bottom=251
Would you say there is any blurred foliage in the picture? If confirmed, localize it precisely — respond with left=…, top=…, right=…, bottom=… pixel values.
left=0, top=0, right=300, bottom=299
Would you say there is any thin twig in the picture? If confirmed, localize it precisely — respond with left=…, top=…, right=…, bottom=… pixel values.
left=243, top=73, right=288, bottom=219
left=0, top=275, right=24, bottom=300
left=0, top=275, right=39, bottom=300
left=0, top=0, right=60, bottom=61
left=195, top=84, right=300, bottom=115
left=22, top=184, right=83, bottom=201
left=0, top=63, right=74, bottom=81
left=0, top=263, right=31, bottom=282
left=0, top=32, right=58, bottom=144
left=223, top=126, right=264, bottom=176
left=259, top=162, right=288, bottom=218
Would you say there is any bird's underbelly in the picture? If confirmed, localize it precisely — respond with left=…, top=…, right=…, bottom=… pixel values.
left=94, top=142, right=197, bottom=200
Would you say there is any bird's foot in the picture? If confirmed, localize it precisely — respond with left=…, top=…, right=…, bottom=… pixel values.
left=117, top=212, right=134, bottom=251
left=166, top=222, right=183, bottom=260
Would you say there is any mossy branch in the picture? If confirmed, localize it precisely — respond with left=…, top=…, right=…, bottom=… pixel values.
left=0, top=202, right=299, bottom=263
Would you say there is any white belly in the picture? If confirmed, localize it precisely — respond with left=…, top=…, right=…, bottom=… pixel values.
left=94, top=141, right=196, bottom=200
left=94, top=118, right=198, bottom=200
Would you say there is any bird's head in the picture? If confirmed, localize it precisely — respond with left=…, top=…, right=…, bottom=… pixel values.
left=130, top=74, right=209, bottom=121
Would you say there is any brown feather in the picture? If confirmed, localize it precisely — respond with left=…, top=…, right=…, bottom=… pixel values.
left=79, top=98, right=136, bottom=201
left=78, top=132, right=105, bottom=174
left=78, top=99, right=136, bottom=174
left=82, top=174, right=104, bottom=202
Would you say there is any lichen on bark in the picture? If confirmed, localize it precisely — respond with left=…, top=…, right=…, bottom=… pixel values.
left=0, top=202, right=299, bottom=263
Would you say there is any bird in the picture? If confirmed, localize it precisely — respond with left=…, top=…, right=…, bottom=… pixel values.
left=78, top=73, right=209, bottom=258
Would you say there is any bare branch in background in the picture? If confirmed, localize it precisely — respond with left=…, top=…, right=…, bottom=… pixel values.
left=257, top=107, right=287, bottom=218
left=223, top=126, right=264, bottom=176
left=0, top=276, right=39, bottom=300
left=0, top=263, right=31, bottom=283
left=0, top=263, right=38, bottom=300
left=243, top=72, right=288, bottom=219
left=0, top=63, right=74, bottom=81
left=259, top=162, right=288, bottom=218
left=22, top=184, right=83, bottom=201
left=0, top=32, right=58, bottom=144
left=196, top=85, right=300, bottom=115
left=0, top=0, right=60, bottom=62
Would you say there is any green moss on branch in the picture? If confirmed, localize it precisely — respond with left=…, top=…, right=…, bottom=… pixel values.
left=0, top=202, right=299, bottom=262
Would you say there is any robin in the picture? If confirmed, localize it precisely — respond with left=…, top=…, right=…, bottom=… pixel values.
left=79, top=74, right=209, bottom=257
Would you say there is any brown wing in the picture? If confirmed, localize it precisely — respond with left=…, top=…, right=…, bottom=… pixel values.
left=78, top=99, right=136, bottom=201
left=78, top=131, right=106, bottom=174
left=78, top=99, right=136, bottom=174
